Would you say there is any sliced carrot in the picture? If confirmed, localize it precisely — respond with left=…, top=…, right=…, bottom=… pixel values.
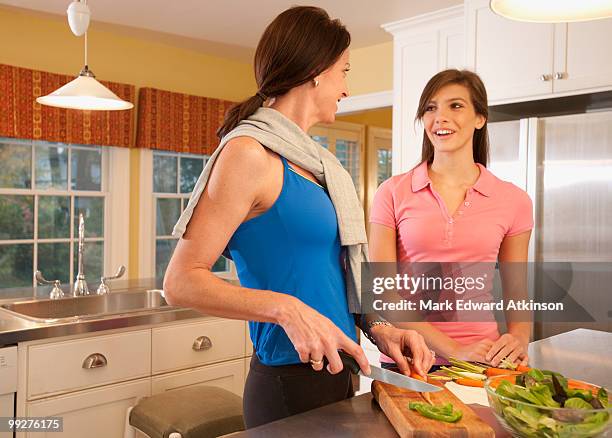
left=485, top=368, right=522, bottom=377
left=410, top=372, right=427, bottom=382
left=568, top=379, right=599, bottom=394
left=516, top=365, right=531, bottom=373
left=455, top=378, right=485, bottom=388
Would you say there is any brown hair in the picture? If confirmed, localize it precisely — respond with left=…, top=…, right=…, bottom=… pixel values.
left=415, top=69, right=489, bottom=166
left=216, top=6, right=351, bottom=139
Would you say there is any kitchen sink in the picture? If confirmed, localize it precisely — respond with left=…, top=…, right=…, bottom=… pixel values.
left=0, top=290, right=176, bottom=323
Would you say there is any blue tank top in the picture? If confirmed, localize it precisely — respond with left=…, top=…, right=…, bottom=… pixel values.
left=227, top=156, right=357, bottom=366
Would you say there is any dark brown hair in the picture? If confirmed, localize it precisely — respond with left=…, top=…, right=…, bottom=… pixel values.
left=216, top=6, right=351, bottom=139
left=415, top=69, right=489, bottom=166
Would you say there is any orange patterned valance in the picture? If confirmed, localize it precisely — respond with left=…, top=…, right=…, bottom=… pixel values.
left=136, top=87, right=235, bottom=155
left=0, top=64, right=135, bottom=147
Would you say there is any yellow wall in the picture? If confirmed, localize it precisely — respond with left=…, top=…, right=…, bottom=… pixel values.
left=337, top=107, right=392, bottom=130
left=347, top=42, right=393, bottom=95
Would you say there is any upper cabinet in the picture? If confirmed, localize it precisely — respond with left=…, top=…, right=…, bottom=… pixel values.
left=466, top=0, right=612, bottom=104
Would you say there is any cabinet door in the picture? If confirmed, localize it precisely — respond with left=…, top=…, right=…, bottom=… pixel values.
left=24, top=378, right=150, bottom=438
left=467, top=0, right=554, bottom=102
left=553, top=19, right=612, bottom=93
left=152, top=358, right=246, bottom=397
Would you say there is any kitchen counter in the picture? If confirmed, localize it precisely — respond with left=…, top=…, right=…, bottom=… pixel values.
left=0, top=278, right=224, bottom=346
left=224, top=328, right=612, bottom=438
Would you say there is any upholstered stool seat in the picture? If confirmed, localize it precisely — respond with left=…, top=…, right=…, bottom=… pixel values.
left=127, top=386, right=245, bottom=438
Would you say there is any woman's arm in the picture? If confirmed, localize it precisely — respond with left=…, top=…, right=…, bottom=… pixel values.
left=486, top=230, right=532, bottom=366
left=164, top=138, right=370, bottom=375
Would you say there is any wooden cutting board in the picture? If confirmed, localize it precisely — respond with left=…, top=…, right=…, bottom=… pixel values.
left=372, top=380, right=494, bottom=438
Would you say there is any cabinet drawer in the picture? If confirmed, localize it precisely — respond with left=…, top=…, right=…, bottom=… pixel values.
left=151, top=358, right=246, bottom=397
left=27, top=330, right=151, bottom=399
left=25, top=378, right=150, bottom=438
left=152, top=319, right=245, bottom=373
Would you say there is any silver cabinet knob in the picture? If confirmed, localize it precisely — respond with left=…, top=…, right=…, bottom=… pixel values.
left=82, top=353, right=108, bottom=369
left=554, top=72, right=566, bottom=80
left=540, top=74, right=552, bottom=81
left=192, top=336, right=212, bottom=351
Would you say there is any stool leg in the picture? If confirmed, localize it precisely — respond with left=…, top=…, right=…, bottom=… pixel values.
left=123, top=406, right=135, bottom=438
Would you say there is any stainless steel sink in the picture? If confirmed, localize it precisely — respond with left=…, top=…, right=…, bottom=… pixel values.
left=0, top=290, right=177, bottom=323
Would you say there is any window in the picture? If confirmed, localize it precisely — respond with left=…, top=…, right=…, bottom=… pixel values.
left=309, top=121, right=365, bottom=202
left=0, top=138, right=107, bottom=295
left=151, top=151, right=229, bottom=281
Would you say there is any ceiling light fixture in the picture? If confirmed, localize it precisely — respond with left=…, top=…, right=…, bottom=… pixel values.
left=490, top=0, right=612, bottom=23
left=36, top=0, right=133, bottom=111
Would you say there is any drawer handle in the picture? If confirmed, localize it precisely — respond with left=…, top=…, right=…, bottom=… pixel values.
left=82, top=353, right=108, bottom=369
left=192, top=336, right=212, bottom=351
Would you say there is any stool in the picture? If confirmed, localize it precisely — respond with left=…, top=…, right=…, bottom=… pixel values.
left=124, top=386, right=245, bottom=438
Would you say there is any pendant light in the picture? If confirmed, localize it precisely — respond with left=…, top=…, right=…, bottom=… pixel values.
left=490, top=0, right=612, bottom=23
left=36, top=0, right=133, bottom=111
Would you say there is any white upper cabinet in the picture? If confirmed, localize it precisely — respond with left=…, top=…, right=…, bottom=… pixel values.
left=553, top=19, right=612, bottom=93
left=466, top=0, right=555, bottom=103
left=466, top=0, right=612, bottom=103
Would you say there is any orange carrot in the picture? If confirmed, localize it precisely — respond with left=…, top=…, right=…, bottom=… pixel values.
left=455, top=378, right=485, bottom=388
left=516, top=365, right=531, bottom=373
left=485, top=368, right=522, bottom=377
left=410, top=372, right=426, bottom=381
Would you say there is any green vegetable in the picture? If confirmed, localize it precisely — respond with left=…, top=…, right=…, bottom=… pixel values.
left=565, top=398, right=594, bottom=410
left=493, top=368, right=611, bottom=438
left=408, top=402, right=463, bottom=423
left=567, top=389, right=593, bottom=402
left=597, top=387, right=608, bottom=409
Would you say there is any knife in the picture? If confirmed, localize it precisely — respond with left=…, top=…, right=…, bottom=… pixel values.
left=338, top=350, right=442, bottom=393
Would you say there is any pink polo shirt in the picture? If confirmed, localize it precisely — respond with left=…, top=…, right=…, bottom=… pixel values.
left=370, top=161, right=533, bottom=361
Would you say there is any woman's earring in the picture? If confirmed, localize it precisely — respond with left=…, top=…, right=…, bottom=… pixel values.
left=314, top=78, right=319, bottom=87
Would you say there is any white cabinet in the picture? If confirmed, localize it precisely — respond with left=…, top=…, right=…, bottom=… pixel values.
left=466, top=0, right=612, bottom=103
left=24, top=378, right=150, bottom=438
left=382, top=5, right=465, bottom=172
left=16, top=318, right=248, bottom=438
left=151, top=358, right=246, bottom=397
left=554, top=19, right=612, bottom=93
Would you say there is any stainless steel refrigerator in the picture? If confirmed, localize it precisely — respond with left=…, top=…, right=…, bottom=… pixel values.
left=488, top=103, right=612, bottom=339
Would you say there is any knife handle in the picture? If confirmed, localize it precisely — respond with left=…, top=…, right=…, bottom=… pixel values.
left=338, top=350, right=361, bottom=375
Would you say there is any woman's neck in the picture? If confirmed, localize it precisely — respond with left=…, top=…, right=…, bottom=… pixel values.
left=429, top=148, right=480, bottom=187
left=269, top=90, right=317, bottom=132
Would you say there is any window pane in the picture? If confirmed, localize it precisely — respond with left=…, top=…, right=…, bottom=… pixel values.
left=212, top=256, right=228, bottom=273
left=71, top=147, right=102, bottom=191
left=153, top=154, right=177, bottom=193
left=0, top=244, right=33, bottom=289
left=38, top=196, right=70, bottom=239
left=35, top=145, right=68, bottom=190
left=377, top=149, right=392, bottom=187
left=311, top=135, right=329, bottom=149
left=38, top=242, right=70, bottom=284
left=156, top=198, right=180, bottom=236
left=73, top=241, right=104, bottom=286
left=155, top=239, right=177, bottom=281
left=335, top=139, right=360, bottom=192
left=74, top=197, right=104, bottom=238
left=0, top=195, right=34, bottom=240
left=180, top=157, right=204, bottom=193
left=0, top=142, right=31, bottom=188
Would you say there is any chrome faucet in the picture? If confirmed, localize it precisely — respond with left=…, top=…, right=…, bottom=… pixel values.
left=35, top=213, right=125, bottom=299
left=73, top=213, right=89, bottom=296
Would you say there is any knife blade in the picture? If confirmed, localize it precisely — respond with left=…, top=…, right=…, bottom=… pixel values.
left=338, top=350, right=442, bottom=393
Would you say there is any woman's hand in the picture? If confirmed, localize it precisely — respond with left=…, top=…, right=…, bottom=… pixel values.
left=450, top=339, right=495, bottom=363
left=486, top=333, right=529, bottom=367
left=277, top=295, right=371, bottom=375
left=370, top=325, right=435, bottom=378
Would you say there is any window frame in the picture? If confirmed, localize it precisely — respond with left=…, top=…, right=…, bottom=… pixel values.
left=139, top=149, right=235, bottom=281
left=0, top=138, right=130, bottom=291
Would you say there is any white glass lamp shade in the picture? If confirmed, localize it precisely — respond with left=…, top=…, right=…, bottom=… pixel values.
left=36, top=75, right=134, bottom=111
left=67, top=1, right=91, bottom=36
left=490, top=0, right=612, bottom=23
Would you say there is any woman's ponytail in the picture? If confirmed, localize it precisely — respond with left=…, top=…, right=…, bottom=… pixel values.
left=216, top=94, right=265, bottom=140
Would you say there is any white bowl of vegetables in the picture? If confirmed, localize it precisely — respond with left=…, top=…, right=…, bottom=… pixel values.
left=485, top=369, right=610, bottom=438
